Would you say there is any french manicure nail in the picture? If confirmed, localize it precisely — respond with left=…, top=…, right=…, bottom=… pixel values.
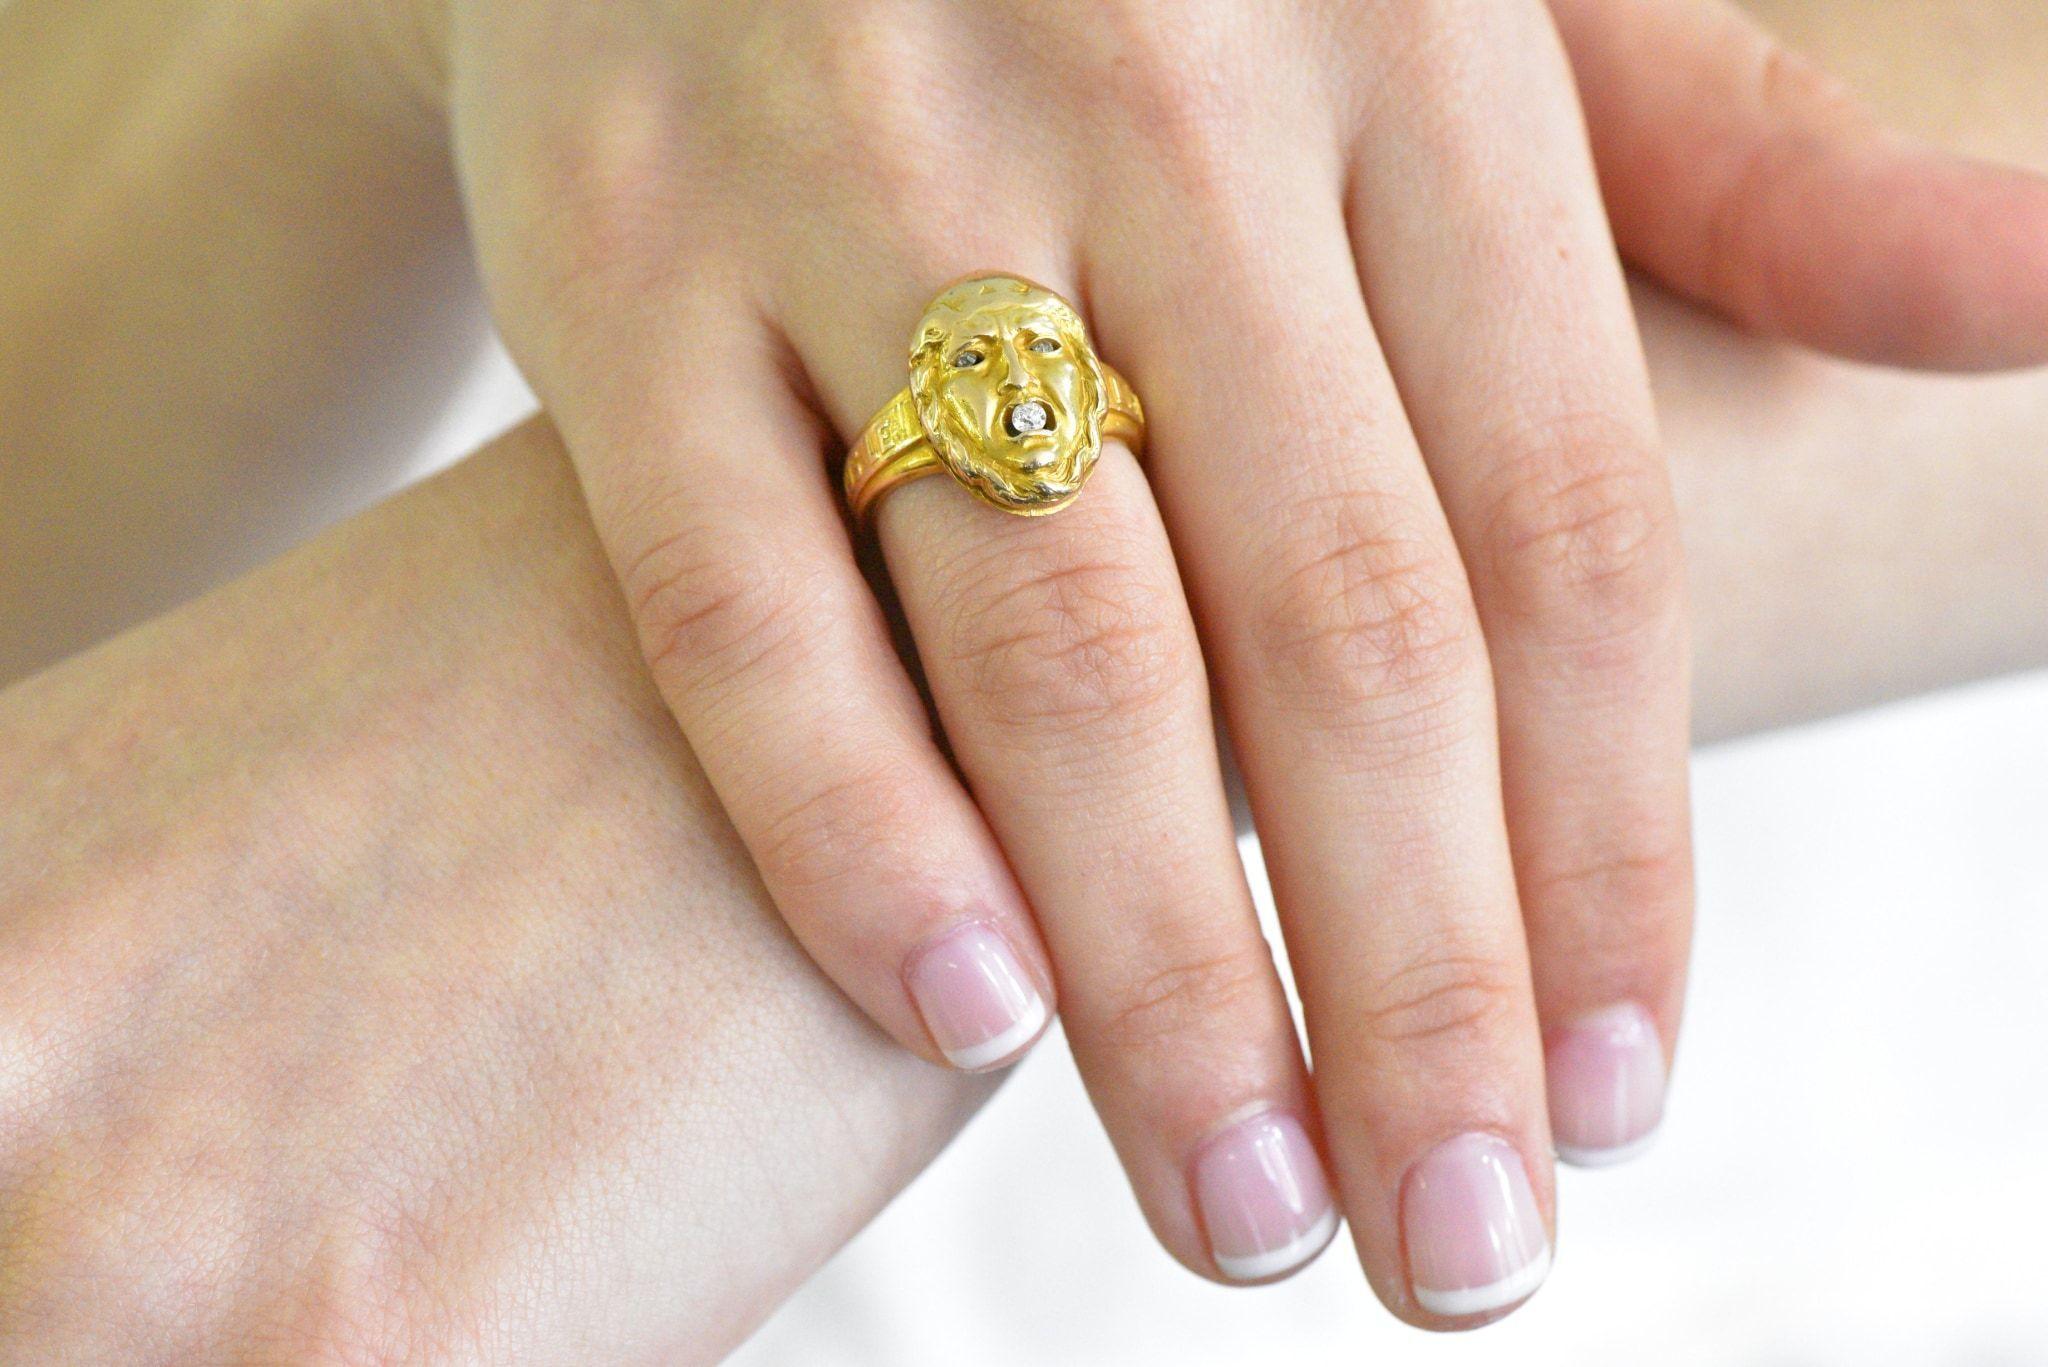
left=1192, top=1108, right=1339, bottom=1282
left=905, top=922, right=1048, bottom=1070
left=1403, top=1131, right=1550, bottom=1318
left=1546, top=1002, right=1667, bottom=1167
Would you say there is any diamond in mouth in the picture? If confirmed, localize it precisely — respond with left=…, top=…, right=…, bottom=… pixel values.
left=1005, top=399, right=1053, bottom=438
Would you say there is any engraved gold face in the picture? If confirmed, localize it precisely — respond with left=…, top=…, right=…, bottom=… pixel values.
left=908, top=275, right=1109, bottom=514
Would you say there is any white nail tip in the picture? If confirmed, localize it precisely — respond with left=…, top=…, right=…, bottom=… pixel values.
left=1413, top=1242, right=1552, bottom=1318
left=1555, top=1123, right=1662, bottom=1169
left=1213, top=1204, right=1341, bottom=1283
left=939, top=991, right=1049, bottom=1071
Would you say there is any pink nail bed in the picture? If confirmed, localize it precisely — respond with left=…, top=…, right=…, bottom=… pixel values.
left=1192, top=1109, right=1339, bottom=1282
left=905, top=922, right=1048, bottom=1070
left=1402, top=1131, right=1550, bottom=1318
left=1546, top=1002, right=1667, bottom=1167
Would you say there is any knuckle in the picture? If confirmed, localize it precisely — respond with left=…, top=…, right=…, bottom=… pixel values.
left=1361, top=0, right=1475, bottom=97
left=1478, top=418, right=1683, bottom=647
left=1527, top=839, right=1693, bottom=916
left=1360, top=947, right=1523, bottom=1052
left=951, top=550, right=1198, bottom=732
left=1094, top=3, right=1253, bottom=189
left=1353, top=0, right=1536, bottom=137
left=788, top=10, right=956, bottom=214
left=1755, top=39, right=1865, bottom=129
left=1092, top=935, right=1279, bottom=1057
left=625, top=524, right=832, bottom=698
left=543, top=152, right=685, bottom=271
left=804, top=0, right=932, bottom=112
left=749, top=758, right=930, bottom=898
left=484, top=130, right=697, bottom=332
left=1524, top=837, right=1694, bottom=972
left=1251, top=491, right=1484, bottom=724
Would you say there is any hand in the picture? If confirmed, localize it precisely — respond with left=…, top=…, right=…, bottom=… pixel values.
left=8, top=0, right=2048, bottom=1350
left=436, top=0, right=2048, bottom=1324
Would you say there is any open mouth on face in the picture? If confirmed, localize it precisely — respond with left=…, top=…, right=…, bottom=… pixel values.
left=1002, top=398, right=1055, bottom=441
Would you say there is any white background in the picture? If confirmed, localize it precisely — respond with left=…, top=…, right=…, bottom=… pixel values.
left=425, top=353, right=2048, bottom=1367
left=734, top=678, right=2048, bottom=1365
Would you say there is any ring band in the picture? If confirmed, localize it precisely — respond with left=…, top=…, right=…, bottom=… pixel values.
left=843, top=274, right=1145, bottom=524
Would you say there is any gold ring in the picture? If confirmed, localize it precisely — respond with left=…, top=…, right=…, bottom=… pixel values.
left=843, top=274, right=1144, bottom=524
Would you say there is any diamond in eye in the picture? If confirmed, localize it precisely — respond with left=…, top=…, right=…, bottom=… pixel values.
left=1008, top=400, right=1051, bottom=435
left=1029, top=337, right=1060, bottom=354
left=952, top=349, right=983, bottom=369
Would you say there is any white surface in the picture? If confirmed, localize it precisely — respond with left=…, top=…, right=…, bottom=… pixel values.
left=734, top=672, right=2048, bottom=1366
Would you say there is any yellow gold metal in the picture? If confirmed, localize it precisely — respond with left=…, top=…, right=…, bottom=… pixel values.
left=844, top=274, right=1145, bottom=524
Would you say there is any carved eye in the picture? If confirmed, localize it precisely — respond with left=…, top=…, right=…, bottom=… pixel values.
left=951, top=348, right=984, bottom=369
left=1028, top=337, right=1061, bottom=354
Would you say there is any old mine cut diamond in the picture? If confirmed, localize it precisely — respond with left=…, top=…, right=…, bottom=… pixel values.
left=1007, top=400, right=1051, bottom=436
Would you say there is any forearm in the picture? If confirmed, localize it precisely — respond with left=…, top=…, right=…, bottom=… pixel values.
left=1655, top=282, right=2048, bottom=740
left=0, top=419, right=992, bottom=1362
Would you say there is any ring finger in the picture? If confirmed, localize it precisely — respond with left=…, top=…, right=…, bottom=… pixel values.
left=778, top=251, right=1340, bottom=1285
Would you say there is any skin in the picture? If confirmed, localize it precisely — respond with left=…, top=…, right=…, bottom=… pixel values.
left=3, top=0, right=2047, bottom=1357
left=0, top=0, right=476, bottom=679
left=0, top=420, right=1001, bottom=1362
left=428, top=0, right=2048, bottom=1323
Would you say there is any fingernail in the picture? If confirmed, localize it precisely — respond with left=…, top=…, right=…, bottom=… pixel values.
left=1546, top=1002, right=1667, bottom=1168
left=1191, top=1108, right=1340, bottom=1283
left=1403, top=1132, right=1551, bottom=1319
left=905, top=922, right=1049, bottom=1071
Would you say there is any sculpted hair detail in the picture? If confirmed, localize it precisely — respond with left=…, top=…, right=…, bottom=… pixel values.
left=907, top=275, right=1109, bottom=513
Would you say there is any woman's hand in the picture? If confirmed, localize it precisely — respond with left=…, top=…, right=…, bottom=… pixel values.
left=434, top=0, right=2048, bottom=1325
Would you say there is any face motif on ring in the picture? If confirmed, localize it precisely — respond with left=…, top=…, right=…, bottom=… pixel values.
left=908, top=275, right=1109, bottom=513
